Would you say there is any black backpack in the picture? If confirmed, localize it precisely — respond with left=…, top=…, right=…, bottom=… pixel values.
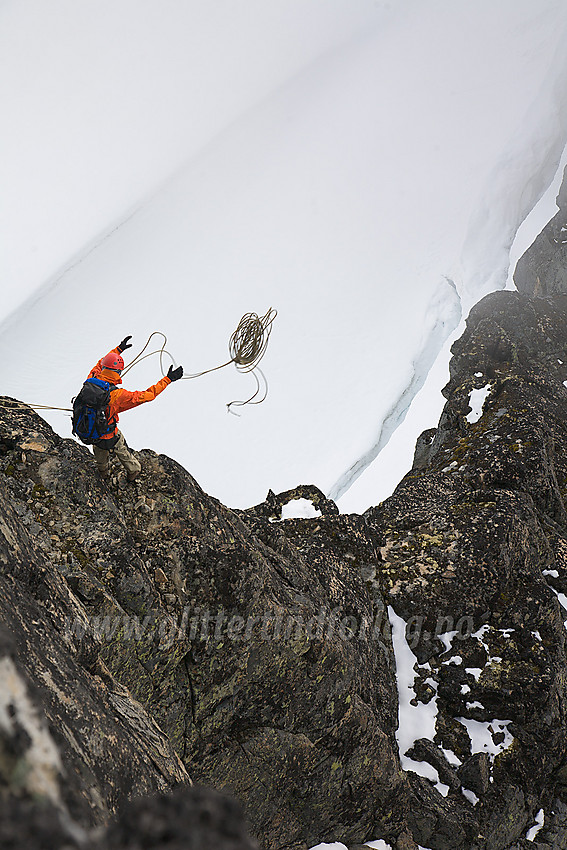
left=72, top=378, right=117, bottom=446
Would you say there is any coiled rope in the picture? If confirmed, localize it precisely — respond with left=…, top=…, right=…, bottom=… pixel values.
left=112, top=308, right=277, bottom=412
left=0, top=309, right=276, bottom=415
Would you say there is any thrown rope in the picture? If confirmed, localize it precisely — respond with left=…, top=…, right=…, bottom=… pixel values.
left=123, top=308, right=277, bottom=412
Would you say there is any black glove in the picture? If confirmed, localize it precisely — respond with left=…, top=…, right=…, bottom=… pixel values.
left=167, top=365, right=183, bottom=382
left=118, top=335, right=133, bottom=353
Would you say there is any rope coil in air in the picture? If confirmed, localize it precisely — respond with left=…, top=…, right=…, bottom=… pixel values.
left=123, top=308, right=277, bottom=412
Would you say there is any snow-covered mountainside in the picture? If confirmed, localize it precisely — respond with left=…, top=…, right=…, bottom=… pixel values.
left=2, top=0, right=567, bottom=510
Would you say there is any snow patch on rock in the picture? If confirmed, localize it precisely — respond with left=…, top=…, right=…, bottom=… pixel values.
left=466, top=385, right=491, bottom=424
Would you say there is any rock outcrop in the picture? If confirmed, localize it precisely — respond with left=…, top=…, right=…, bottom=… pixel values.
left=0, top=400, right=404, bottom=848
left=367, top=290, right=567, bottom=849
left=4, top=225, right=567, bottom=847
left=514, top=164, right=567, bottom=297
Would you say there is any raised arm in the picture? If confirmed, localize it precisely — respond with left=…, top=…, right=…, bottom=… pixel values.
left=112, top=365, right=183, bottom=413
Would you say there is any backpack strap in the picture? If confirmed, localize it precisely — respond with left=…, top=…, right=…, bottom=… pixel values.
left=94, top=383, right=119, bottom=447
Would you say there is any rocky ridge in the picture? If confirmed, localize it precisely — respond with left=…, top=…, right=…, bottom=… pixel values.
left=3, top=193, right=567, bottom=847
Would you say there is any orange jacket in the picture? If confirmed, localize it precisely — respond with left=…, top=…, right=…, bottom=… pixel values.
left=88, top=348, right=171, bottom=443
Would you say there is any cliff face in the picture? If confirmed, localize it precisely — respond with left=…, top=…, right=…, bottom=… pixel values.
left=0, top=408, right=193, bottom=847
left=4, top=243, right=567, bottom=848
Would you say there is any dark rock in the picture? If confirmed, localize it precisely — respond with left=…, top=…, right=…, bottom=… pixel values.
left=105, top=786, right=259, bottom=849
left=405, top=738, right=461, bottom=790
left=459, top=753, right=491, bottom=796
left=244, top=483, right=340, bottom=519
left=435, top=713, right=472, bottom=762
left=406, top=773, right=476, bottom=849
left=532, top=793, right=567, bottom=848
left=0, top=787, right=260, bottom=850
left=412, top=428, right=437, bottom=470
left=0, top=796, right=84, bottom=850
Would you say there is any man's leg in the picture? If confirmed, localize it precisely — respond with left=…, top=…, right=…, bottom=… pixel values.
left=92, top=443, right=111, bottom=479
left=113, top=431, right=142, bottom=479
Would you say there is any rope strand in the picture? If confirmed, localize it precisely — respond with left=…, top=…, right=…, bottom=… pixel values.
left=0, top=399, right=72, bottom=413
left=226, top=366, right=268, bottom=415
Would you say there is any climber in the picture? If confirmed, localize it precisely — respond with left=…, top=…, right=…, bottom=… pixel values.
left=85, top=335, right=183, bottom=482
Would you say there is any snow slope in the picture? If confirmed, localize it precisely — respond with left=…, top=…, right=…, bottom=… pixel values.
left=0, top=0, right=390, bottom=320
left=2, top=0, right=567, bottom=512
